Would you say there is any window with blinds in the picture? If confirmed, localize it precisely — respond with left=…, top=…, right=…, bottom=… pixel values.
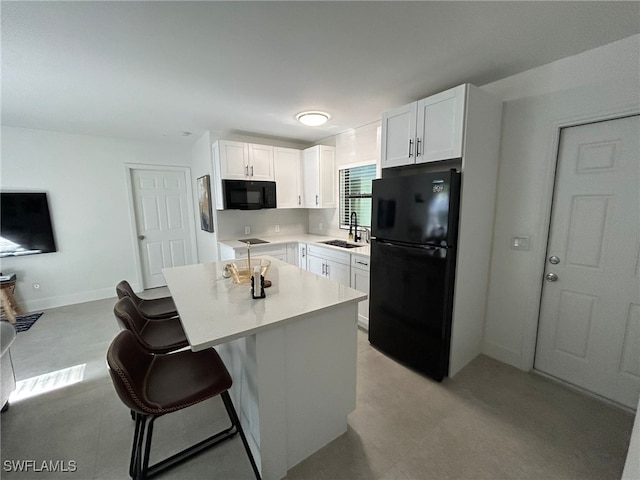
left=339, top=163, right=376, bottom=229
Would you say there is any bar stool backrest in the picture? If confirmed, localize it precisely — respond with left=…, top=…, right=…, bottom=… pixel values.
left=106, top=330, right=154, bottom=414
left=113, top=296, right=148, bottom=337
left=115, top=280, right=142, bottom=305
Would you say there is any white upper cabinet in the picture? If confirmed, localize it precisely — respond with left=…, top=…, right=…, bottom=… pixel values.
left=302, top=145, right=336, bottom=208
left=416, top=85, right=466, bottom=163
left=218, top=140, right=248, bottom=179
left=381, top=84, right=467, bottom=168
left=274, top=147, right=303, bottom=208
left=380, top=102, right=417, bottom=168
left=247, top=143, right=275, bottom=180
left=217, top=140, right=274, bottom=181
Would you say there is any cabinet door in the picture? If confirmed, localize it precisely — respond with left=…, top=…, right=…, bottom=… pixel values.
left=219, top=140, right=248, bottom=179
left=274, top=147, right=303, bottom=208
left=351, top=267, right=370, bottom=330
left=307, top=254, right=325, bottom=277
left=326, top=258, right=350, bottom=286
left=318, top=146, right=336, bottom=208
left=381, top=102, right=417, bottom=169
left=302, top=147, right=320, bottom=208
left=298, top=243, right=308, bottom=270
left=247, top=143, right=274, bottom=180
left=416, top=84, right=466, bottom=163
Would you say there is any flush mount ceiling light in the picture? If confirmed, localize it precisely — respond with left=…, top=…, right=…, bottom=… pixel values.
left=296, top=111, right=330, bottom=127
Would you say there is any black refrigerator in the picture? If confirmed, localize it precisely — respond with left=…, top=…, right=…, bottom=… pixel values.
left=368, top=170, right=461, bottom=381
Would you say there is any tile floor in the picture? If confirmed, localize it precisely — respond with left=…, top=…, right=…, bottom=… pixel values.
left=0, top=293, right=635, bottom=479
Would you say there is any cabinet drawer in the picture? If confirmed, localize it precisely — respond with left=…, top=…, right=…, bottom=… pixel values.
left=307, top=244, right=350, bottom=265
left=351, top=255, right=370, bottom=271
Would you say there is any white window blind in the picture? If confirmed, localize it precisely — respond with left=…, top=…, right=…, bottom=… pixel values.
left=339, top=164, right=376, bottom=229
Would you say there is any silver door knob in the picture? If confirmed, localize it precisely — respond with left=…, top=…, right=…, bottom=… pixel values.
left=549, top=256, right=560, bottom=265
left=546, top=273, right=558, bottom=282
left=138, top=235, right=145, bottom=240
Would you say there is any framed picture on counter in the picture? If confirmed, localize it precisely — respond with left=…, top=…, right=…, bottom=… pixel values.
left=197, top=175, right=214, bottom=233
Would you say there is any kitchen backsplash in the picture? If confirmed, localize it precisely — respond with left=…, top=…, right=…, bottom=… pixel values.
left=217, top=209, right=308, bottom=240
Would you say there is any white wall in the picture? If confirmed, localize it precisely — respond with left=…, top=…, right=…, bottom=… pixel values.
left=307, top=121, right=381, bottom=238
left=480, top=35, right=640, bottom=370
left=0, top=127, right=191, bottom=311
left=191, top=131, right=218, bottom=263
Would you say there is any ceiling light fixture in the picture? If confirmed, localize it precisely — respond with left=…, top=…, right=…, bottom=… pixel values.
left=296, top=111, right=330, bottom=127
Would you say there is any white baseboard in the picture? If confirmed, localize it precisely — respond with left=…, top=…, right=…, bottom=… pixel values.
left=21, top=283, right=141, bottom=313
left=482, top=341, right=523, bottom=371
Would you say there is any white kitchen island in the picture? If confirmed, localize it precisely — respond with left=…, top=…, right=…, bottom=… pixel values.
left=162, top=257, right=366, bottom=480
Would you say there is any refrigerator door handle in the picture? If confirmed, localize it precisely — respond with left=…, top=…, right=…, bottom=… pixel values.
left=378, top=240, right=445, bottom=251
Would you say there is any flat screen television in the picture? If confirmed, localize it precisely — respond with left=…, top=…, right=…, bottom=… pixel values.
left=0, top=192, right=58, bottom=257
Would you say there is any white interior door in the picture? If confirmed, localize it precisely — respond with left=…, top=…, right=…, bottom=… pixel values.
left=535, top=115, right=640, bottom=409
left=131, top=168, right=195, bottom=289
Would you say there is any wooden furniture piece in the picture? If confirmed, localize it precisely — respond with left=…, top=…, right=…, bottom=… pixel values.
left=162, top=258, right=365, bottom=480
left=107, top=330, right=261, bottom=480
left=0, top=279, right=23, bottom=324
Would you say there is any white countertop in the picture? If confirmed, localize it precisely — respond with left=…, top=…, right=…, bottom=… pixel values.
left=219, top=233, right=371, bottom=257
left=163, top=257, right=367, bottom=351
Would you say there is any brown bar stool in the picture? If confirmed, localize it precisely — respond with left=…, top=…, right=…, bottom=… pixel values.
left=107, top=330, right=261, bottom=480
left=114, top=296, right=188, bottom=354
left=115, top=280, right=178, bottom=320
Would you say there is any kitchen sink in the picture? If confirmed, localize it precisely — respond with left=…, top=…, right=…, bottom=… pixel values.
left=320, top=239, right=360, bottom=249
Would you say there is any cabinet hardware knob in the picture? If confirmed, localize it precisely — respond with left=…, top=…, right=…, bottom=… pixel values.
left=251, top=165, right=254, bottom=176
left=416, top=138, right=421, bottom=156
left=138, top=235, right=145, bottom=240
left=408, top=139, right=413, bottom=158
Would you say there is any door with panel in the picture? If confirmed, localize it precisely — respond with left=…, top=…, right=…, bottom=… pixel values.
left=535, top=115, right=640, bottom=408
left=415, top=84, right=466, bottom=163
left=218, top=140, right=248, bottom=179
left=247, top=143, right=274, bottom=180
left=131, top=169, right=196, bottom=289
left=274, top=147, right=303, bottom=208
left=381, top=102, right=417, bottom=168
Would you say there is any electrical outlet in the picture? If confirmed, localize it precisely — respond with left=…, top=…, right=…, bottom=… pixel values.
left=319, top=223, right=323, bottom=231
left=245, top=226, right=251, bottom=235
left=275, top=224, right=280, bottom=233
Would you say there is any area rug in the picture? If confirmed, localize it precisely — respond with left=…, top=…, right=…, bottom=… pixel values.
left=3, top=312, right=43, bottom=333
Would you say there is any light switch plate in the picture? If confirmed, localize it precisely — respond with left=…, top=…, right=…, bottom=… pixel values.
left=511, top=236, right=530, bottom=251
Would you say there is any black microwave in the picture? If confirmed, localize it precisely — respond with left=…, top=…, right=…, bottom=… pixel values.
left=222, top=180, right=277, bottom=210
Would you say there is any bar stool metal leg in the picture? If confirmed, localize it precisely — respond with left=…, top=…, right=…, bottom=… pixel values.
left=221, top=391, right=262, bottom=480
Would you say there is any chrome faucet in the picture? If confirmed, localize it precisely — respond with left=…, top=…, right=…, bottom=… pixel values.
left=349, top=211, right=360, bottom=242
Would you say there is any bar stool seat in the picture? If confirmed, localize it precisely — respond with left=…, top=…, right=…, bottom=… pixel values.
left=114, top=296, right=188, bottom=354
left=107, top=330, right=261, bottom=480
left=115, top=280, right=178, bottom=320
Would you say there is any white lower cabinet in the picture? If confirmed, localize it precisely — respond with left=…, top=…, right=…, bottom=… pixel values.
left=298, top=243, right=308, bottom=270
left=286, top=243, right=299, bottom=266
left=307, top=245, right=350, bottom=286
left=350, top=255, right=370, bottom=330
